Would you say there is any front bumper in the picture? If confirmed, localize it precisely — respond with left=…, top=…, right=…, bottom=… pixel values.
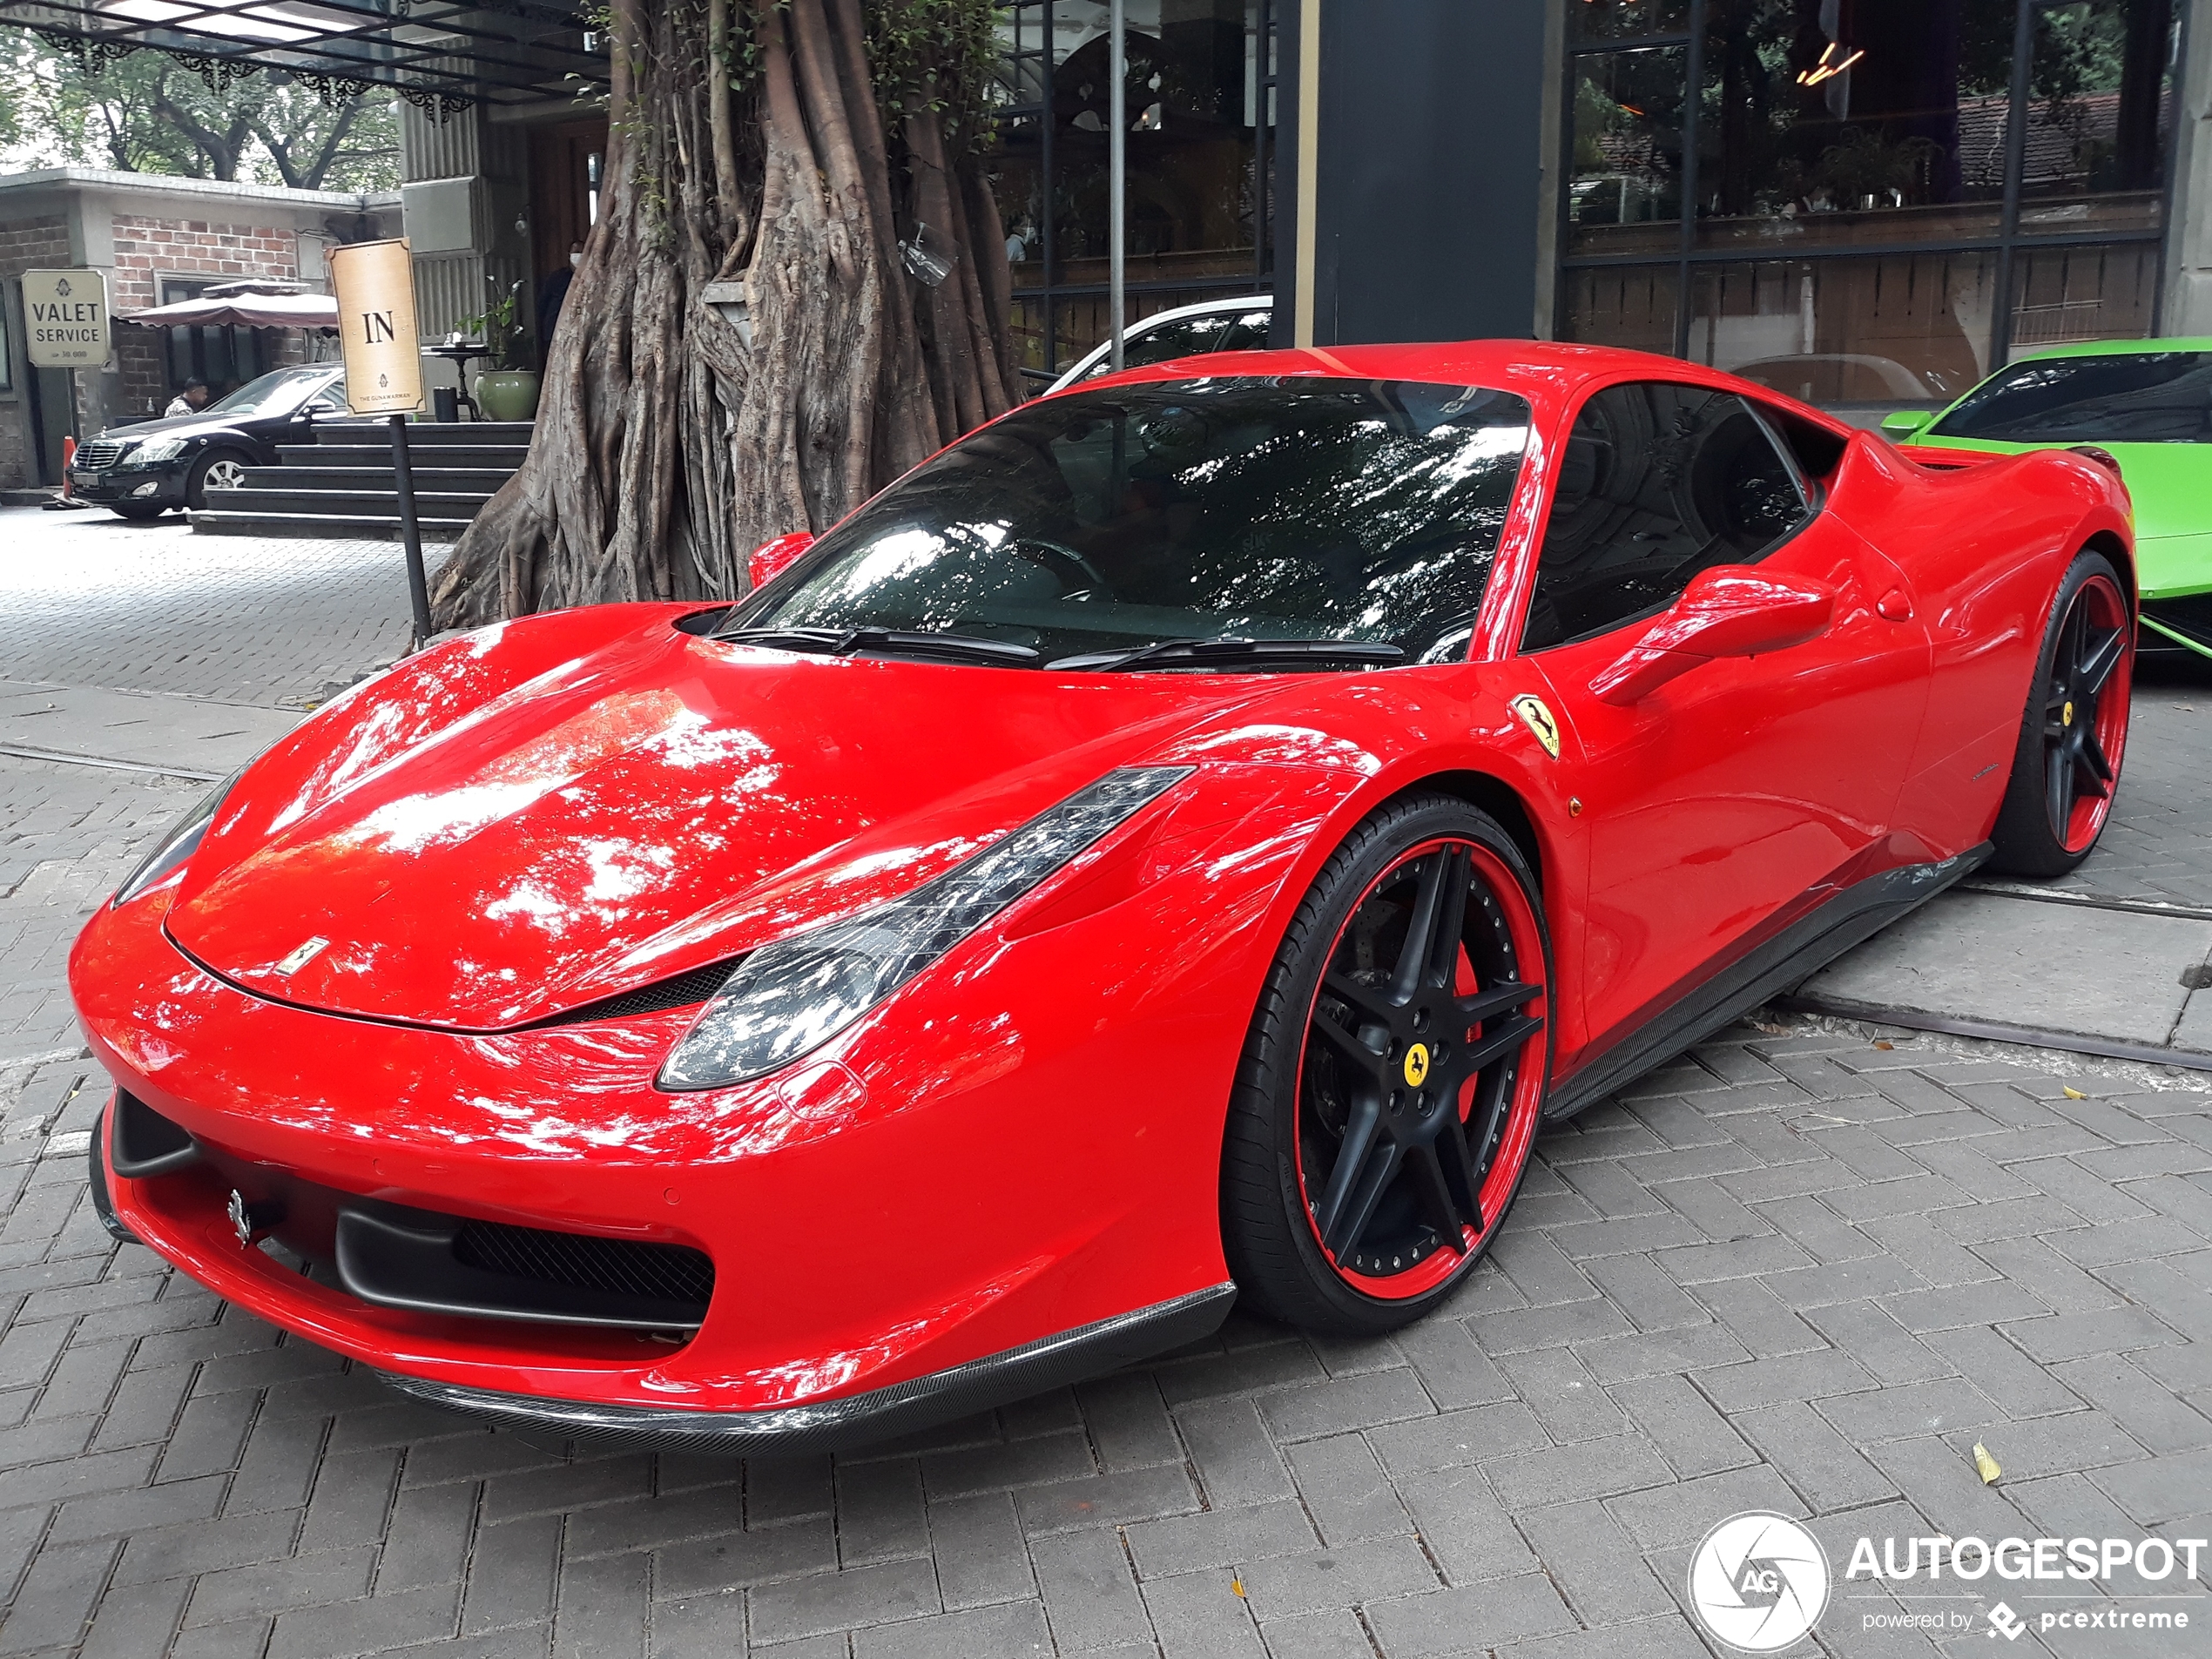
left=68, top=464, right=187, bottom=507
left=73, top=869, right=1250, bottom=1450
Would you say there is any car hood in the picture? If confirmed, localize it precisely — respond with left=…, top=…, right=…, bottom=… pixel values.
left=94, top=410, right=262, bottom=446
left=164, top=614, right=1284, bottom=1029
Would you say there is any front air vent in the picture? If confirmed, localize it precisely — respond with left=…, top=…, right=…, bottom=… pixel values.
left=455, top=1221, right=715, bottom=1307
left=530, top=959, right=741, bottom=1028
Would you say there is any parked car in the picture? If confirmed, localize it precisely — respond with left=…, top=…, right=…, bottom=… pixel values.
left=1046, top=294, right=1272, bottom=392
left=76, top=342, right=2133, bottom=1453
left=1884, top=339, right=2211, bottom=660
left=70, top=364, right=349, bottom=519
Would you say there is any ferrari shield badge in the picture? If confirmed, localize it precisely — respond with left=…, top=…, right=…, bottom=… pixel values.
left=1509, top=695, right=1561, bottom=759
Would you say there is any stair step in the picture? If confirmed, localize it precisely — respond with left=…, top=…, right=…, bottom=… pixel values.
left=310, top=419, right=536, bottom=444
left=277, top=444, right=527, bottom=469
left=236, top=466, right=517, bottom=494
left=189, top=508, right=474, bottom=542
left=210, top=489, right=497, bottom=516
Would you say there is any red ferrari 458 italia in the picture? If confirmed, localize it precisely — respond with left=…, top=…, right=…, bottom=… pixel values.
left=72, top=342, right=2134, bottom=1451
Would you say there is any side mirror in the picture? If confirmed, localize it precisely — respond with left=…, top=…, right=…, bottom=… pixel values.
left=1879, top=409, right=1933, bottom=441
left=747, top=530, right=816, bottom=590
left=1591, top=567, right=1836, bottom=706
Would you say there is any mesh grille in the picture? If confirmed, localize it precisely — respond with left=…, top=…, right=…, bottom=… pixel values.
left=78, top=441, right=128, bottom=469
left=453, top=1222, right=715, bottom=1308
left=533, top=959, right=739, bottom=1028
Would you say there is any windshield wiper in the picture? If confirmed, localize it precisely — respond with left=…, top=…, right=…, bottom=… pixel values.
left=1048, top=637, right=1406, bottom=673
left=718, top=626, right=1041, bottom=667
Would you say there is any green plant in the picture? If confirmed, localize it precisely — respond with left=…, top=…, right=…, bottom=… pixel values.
left=462, top=278, right=532, bottom=370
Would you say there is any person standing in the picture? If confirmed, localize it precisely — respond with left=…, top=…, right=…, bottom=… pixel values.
left=164, top=381, right=210, bottom=418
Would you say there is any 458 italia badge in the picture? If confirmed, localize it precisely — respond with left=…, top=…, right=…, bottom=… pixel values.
left=1509, top=694, right=1561, bottom=759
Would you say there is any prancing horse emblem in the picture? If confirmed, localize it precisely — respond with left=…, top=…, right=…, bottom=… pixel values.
left=1509, top=694, right=1561, bottom=759
left=273, top=936, right=328, bottom=976
left=226, top=1189, right=254, bottom=1246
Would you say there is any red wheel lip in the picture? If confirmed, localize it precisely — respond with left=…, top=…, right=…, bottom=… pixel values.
left=2059, top=572, right=2132, bottom=855
left=1290, top=835, right=1549, bottom=1301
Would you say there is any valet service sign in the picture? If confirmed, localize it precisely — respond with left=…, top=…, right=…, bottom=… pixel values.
left=22, top=268, right=111, bottom=368
left=1687, top=1512, right=2203, bottom=1650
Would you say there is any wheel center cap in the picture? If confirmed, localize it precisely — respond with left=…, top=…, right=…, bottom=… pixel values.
left=1402, top=1043, right=1431, bottom=1089
left=2063, top=700, right=2074, bottom=726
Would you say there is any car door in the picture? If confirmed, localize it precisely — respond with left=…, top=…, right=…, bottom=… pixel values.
left=1509, top=379, right=1932, bottom=1057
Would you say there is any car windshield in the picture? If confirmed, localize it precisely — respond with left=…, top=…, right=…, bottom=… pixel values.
left=719, top=376, right=1532, bottom=667
left=1930, top=352, right=2212, bottom=443
left=204, top=367, right=335, bottom=417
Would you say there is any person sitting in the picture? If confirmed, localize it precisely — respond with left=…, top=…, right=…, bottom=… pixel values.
left=163, top=381, right=211, bottom=418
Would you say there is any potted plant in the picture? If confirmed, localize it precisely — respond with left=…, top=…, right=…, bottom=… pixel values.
left=462, top=278, right=541, bottom=422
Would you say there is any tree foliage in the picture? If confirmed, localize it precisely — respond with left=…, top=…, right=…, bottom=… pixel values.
left=0, top=31, right=398, bottom=190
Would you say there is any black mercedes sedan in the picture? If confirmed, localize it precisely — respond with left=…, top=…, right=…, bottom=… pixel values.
left=71, top=364, right=347, bottom=518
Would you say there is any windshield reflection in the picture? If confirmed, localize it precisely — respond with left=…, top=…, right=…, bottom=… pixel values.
left=722, top=376, right=1533, bottom=665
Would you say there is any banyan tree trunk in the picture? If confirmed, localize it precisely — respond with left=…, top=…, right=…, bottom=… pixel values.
left=430, top=0, right=1014, bottom=630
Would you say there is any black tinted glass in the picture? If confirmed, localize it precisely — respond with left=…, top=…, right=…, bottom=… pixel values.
left=1082, top=309, right=1266, bottom=380
left=1930, top=353, right=2212, bottom=443
left=1523, top=383, right=1807, bottom=651
left=725, top=377, right=1533, bottom=665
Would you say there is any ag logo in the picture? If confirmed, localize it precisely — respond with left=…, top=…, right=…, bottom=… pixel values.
left=1687, top=1512, right=1830, bottom=1652
left=1987, top=1602, right=2026, bottom=1642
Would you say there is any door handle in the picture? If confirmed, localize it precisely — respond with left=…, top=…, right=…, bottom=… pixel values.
left=1876, top=587, right=1913, bottom=622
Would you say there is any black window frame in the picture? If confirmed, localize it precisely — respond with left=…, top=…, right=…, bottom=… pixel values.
left=1519, top=377, right=1819, bottom=654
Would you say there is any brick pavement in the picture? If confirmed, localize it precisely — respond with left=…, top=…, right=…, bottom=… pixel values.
left=0, top=508, right=412, bottom=710
left=2, top=522, right=2209, bottom=1657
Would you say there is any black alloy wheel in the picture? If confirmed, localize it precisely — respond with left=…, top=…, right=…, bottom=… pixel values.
left=1223, top=795, right=1552, bottom=1335
left=1990, top=550, right=2133, bottom=878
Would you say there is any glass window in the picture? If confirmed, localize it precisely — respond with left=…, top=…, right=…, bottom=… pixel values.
left=1079, top=305, right=1271, bottom=379
left=2016, top=0, right=2175, bottom=238
left=1696, top=0, right=2016, bottom=252
left=1929, top=350, right=2212, bottom=443
left=1523, top=382, right=1809, bottom=651
left=992, top=1, right=1275, bottom=378
left=1568, top=47, right=1687, bottom=260
left=727, top=377, right=1532, bottom=664
left=1575, top=0, right=1689, bottom=45
left=2007, top=240, right=2160, bottom=353
left=1561, top=264, right=1681, bottom=358
left=1690, top=254, right=1997, bottom=406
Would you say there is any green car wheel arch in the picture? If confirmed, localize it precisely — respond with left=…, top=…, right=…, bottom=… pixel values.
left=1883, top=337, right=2212, bottom=661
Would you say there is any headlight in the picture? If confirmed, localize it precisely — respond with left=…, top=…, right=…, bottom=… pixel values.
left=128, top=438, right=190, bottom=464
left=658, top=765, right=1192, bottom=1089
left=111, top=769, right=242, bottom=907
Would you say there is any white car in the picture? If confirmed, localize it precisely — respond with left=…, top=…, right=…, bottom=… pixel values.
left=1046, top=294, right=1274, bottom=393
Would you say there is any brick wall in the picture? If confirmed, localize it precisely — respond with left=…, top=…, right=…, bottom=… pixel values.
left=109, top=215, right=306, bottom=420
left=0, top=216, right=72, bottom=489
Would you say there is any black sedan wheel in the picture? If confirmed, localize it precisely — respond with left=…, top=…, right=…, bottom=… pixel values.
left=1222, top=794, right=1552, bottom=1335
left=185, top=448, right=250, bottom=510
left=1990, top=550, right=2133, bottom=878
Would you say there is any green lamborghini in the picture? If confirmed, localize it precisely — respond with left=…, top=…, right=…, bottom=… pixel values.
left=1884, top=339, right=2212, bottom=661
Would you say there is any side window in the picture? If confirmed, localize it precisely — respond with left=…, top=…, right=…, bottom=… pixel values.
left=1521, top=381, right=1811, bottom=651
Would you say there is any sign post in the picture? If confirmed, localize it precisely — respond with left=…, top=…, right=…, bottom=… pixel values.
left=327, top=239, right=433, bottom=648
left=24, top=268, right=112, bottom=507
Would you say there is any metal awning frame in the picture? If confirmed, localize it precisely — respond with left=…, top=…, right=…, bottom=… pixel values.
left=0, top=0, right=609, bottom=116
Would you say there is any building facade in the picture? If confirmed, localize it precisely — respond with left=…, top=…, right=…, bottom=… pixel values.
left=994, top=0, right=2211, bottom=415
left=0, top=170, right=396, bottom=489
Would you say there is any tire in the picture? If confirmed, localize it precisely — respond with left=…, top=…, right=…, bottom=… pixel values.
left=111, top=503, right=167, bottom=521
left=185, top=448, right=249, bottom=510
left=1987, top=550, right=2133, bottom=879
left=1221, top=793, right=1554, bottom=1336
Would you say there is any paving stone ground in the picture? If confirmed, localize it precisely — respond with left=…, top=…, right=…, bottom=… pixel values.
left=2, top=513, right=2209, bottom=1659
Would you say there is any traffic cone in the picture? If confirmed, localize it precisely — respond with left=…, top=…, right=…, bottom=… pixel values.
left=60, top=435, right=75, bottom=498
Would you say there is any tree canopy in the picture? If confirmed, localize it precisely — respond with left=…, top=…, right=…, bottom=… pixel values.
left=0, top=31, right=399, bottom=191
